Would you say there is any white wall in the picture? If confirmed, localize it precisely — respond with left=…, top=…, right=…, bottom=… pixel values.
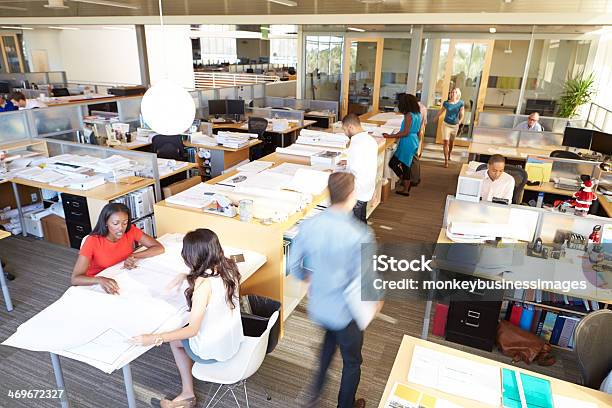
left=265, top=80, right=297, bottom=97
left=22, top=27, right=141, bottom=85
left=22, top=29, right=63, bottom=72
left=59, top=28, right=141, bottom=85
left=145, top=25, right=194, bottom=89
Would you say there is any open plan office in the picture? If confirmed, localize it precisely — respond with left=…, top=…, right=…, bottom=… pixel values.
left=0, top=1, right=612, bottom=408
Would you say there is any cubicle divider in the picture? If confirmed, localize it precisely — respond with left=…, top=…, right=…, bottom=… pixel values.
left=252, top=96, right=338, bottom=117
left=526, top=155, right=601, bottom=183
left=442, top=195, right=610, bottom=243
left=246, top=107, right=304, bottom=125
left=0, top=109, right=31, bottom=146
left=472, top=126, right=564, bottom=149
left=477, top=112, right=583, bottom=134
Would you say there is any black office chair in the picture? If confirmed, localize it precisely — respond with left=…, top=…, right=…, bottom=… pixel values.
left=574, top=309, right=612, bottom=389
left=51, top=87, right=70, bottom=97
left=240, top=295, right=281, bottom=401
left=151, top=134, right=186, bottom=161
left=248, top=117, right=269, bottom=160
left=550, top=150, right=581, bottom=160
left=476, top=163, right=527, bottom=204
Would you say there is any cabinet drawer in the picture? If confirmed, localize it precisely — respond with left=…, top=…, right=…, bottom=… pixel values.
left=445, top=300, right=502, bottom=351
left=61, top=194, right=90, bottom=224
left=66, top=221, right=91, bottom=249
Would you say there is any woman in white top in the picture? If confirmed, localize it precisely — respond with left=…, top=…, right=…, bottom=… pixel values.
left=131, top=228, right=243, bottom=408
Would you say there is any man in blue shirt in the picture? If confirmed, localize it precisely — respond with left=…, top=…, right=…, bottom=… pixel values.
left=0, top=96, right=17, bottom=112
left=289, top=172, right=376, bottom=408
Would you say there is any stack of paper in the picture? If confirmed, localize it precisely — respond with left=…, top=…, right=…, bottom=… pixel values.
left=276, top=144, right=327, bottom=157
left=216, top=131, right=250, bottom=149
left=407, top=345, right=501, bottom=407
left=95, top=155, right=132, bottom=172
left=369, top=112, right=403, bottom=122
left=384, top=118, right=405, bottom=128
left=297, top=129, right=349, bottom=149
left=285, top=168, right=330, bottom=195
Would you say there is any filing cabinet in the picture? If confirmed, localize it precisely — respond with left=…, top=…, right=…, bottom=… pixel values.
left=444, top=277, right=503, bottom=352
left=61, top=193, right=92, bottom=249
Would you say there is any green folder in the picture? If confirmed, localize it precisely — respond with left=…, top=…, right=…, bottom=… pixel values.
left=501, top=368, right=553, bottom=408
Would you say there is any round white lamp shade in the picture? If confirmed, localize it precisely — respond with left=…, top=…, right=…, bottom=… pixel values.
left=140, top=80, right=195, bottom=135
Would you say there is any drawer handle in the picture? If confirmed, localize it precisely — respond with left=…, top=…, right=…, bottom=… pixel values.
left=71, top=212, right=84, bottom=217
left=75, top=225, right=84, bottom=232
left=71, top=202, right=81, bottom=208
left=465, top=310, right=481, bottom=327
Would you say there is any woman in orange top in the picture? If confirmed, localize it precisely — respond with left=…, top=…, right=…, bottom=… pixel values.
left=71, top=203, right=164, bottom=294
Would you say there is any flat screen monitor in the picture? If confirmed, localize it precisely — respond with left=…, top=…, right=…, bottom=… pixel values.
left=562, top=127, right=593, bottom=149
left=226, top=99, right=245, bottom=115
left=208, top=99, right=227, bottom=116
left=590, top=131, right=612, bottom=156
left=0, top=81, right=10, bottom=94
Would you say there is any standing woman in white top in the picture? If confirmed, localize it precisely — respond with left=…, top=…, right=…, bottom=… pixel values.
left=131, top=229, right=243, bottom=408
left=434, top=88, right=465, bottom=168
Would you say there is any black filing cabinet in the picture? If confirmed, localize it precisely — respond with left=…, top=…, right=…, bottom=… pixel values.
left=61, top=193, right=92, bottom=249
left=445, top=277, right=503, bottom=352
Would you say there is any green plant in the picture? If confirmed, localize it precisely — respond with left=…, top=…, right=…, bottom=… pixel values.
left=556, top=73, right=596, bottom=118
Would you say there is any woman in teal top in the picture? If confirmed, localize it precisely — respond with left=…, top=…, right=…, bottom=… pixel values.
left=435, top=88, right=465, bottom=168
left=383, top=93, right=422, bottom=196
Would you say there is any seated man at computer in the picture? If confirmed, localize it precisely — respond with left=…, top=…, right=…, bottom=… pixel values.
left=476, top=154, right=515, bottom=203
left=516, top=112, right=544, bottom=131
left=10, top=92, right=47, bottom=110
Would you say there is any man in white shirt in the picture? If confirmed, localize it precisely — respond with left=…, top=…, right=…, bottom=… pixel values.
left=342, top=113, right=379, bottom=222
left=476, top=154, right=515, bottom=203
left=10, top=92, right=47, bottom=110
left=516, top=112, right=544, bottom=132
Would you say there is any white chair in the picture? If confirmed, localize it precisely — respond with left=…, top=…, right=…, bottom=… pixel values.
left=192, top=310, right=279, bottom=408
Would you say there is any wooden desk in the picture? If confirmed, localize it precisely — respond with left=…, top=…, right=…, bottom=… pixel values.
left=0, top=230, right=14, bottom=311
left=597, top=195, right=612, bottom=217
left=359, top=111, right=403, bottom=126
left=378, top=335, right=612, bottom=408
left=113, top=141, right=152, bottom=151
left=12, top=177, right=154, bottom=229
left=159, top=162, right=197, bottom=181
left=184, top=139, right=263, bottom=178
left=42, top=94, right=133, bottom=107
left=154, top=152, right=328, bottom=332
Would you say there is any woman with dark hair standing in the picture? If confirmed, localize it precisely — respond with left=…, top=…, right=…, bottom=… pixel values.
left=71, top=203, right=164, bottom=294
left=383, top=93, right=423, bottom=196
left=131, top=229, right=243, bottom=408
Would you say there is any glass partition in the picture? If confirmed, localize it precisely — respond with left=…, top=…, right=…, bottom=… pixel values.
left=47, top=71, right=67, bottom=84
left=517, top=131, right=563, bottom=148
left=521, top=39, right=592, bottom=115
left=471, top=127, right=520, bottom=146
left=246, top=107, right=304, bottom=125
left=379, top=38, right=411, bottom=111
left=117, top=97, right=142, bottom=122
left=218, top=87, right=237, bottom=100
left=236, top=86, right=252, bottom=101
left=305, top=35, right=343, bottom=101
left=253, top=84, right=265, bottom=99
left=31, top=105, right=83, bottom=137
left=0, top=110, right=30, bottom=146
left=486, top=40, right=530, bottom=113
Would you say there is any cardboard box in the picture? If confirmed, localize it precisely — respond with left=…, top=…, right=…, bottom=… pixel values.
left=41, top=214, right=70, bottom=247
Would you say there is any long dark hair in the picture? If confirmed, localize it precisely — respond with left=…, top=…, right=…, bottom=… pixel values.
left=91, top=203, right=131, bottom=236
left=181, top=228, right=241, bottom=310
left=398, top=93, right=420, bottom=115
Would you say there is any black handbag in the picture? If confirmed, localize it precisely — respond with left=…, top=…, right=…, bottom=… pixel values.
left=410, top=156, right=421, bottom=186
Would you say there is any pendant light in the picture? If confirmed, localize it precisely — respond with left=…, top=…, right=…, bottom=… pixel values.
left=141, top=0, right=195, bottom=135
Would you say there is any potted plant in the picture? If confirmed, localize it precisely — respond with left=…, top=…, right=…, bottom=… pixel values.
left=556, top=73, right=596, bottom=118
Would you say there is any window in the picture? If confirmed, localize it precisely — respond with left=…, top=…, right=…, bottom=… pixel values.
left=305, top=35, right=344, bottom=101
left=196, top=25, right=238, bottom=65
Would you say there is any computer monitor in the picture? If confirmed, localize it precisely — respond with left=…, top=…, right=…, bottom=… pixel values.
left=208, top=99, right=227, bottom=116
left=562, top=127, right=593, bottom=150
left=590, top=131, right=612, bottom=156
left=226, top=99, right=245, bottom=115
left=0, top=81, right=10, bottom=95
left=51, top=87, right=70, bottom=97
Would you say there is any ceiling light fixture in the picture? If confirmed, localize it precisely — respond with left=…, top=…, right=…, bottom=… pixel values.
left=347, top=27, right=366, bottom=32
left=503, top=0, right=512, bottom=3
left=489, top=27, right=497, bottom=33
left=358, top=0, right=385, bottom=4
left=267, top=0, right=298, bottom=6
left=48, top=26, right=79, bottom=30
left=44, top=0, right=69, bottom=9
left=140, top=0, right=195, bottom=136
left=1, top=26, right=34, bottom=30
left=504, top=40, right=513, bottom=54
left=72, top=0, right=140, bottom=9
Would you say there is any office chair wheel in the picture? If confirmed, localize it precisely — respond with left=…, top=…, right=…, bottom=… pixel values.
left=5, top=272, right=15, bottom=281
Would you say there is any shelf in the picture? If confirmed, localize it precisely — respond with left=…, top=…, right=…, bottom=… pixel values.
left=505, top=297, right=589, bottom=316
left=551, top=344, right=573, bottom=352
